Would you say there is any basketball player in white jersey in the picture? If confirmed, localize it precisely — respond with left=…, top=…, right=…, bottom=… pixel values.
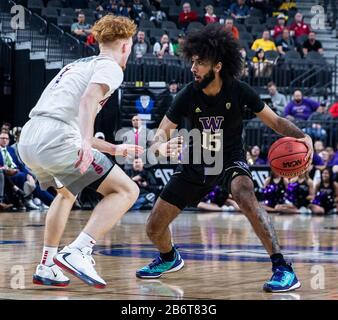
left=18, top=15, right=142, bottom=288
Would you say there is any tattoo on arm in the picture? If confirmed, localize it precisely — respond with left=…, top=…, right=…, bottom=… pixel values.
left=275, top=117, right=305, bottom=138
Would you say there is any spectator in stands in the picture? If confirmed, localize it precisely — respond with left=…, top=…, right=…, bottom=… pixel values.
left=303, top=101, right=333, bottom=141
left=224, top=18, right=239, bottom=40
left=309, top=167, right=338, bottom=215
left=71, top=12, right=92, bottom=42
left=328, top=145, right=338, bottom=167
left=276, top=28, right=295, bottom=55
left=94, top=2, right=105, bottom=20
left=267, top=81, right=287, bottom=115
left=1, top=123, right=14, bottom=144
left=274, top=172, right=314, bottom=215
left=153, top=33, right=174, bottom=58
left=251, top=30, right=277, bottom=52
left=149, top=7, right=167, bottom=28
left=126, top=158, right=157, bottom=210
left=272, top=13, right=288, bottom=39
left=130, top=0, right=151, bottom=25
left=168, top=79, right=179, bottom=97
left=133, top=30, right=150, bottom=58
left=260, top=171, right=286, bottom=213
left=1, top=122, right=11, bottom=133
left=289, top=12, right=311, bottom=38
left=178, top=2, right=198, bottom=30
left=230, top=0, right=250, bottom=23
left=328, top=99, right=338, bottom=119
left=276, top=0, right=297, bottom=17
left=251, top=48, right=273, bottom=77
left=197, top=186, right=240, bottom=212
left=10, top=128, right=54, bottom=210
left=123, top=115, right=149, bottom=151
left=302, top=31, right=324, bottom=57
left=101, top=0, right=118, bottom=13
left=162, top=79, right=179, bottom=112
left=122, top=115, right=150, bottom=169
left=100, top=0, right=130, bottom=17
left=166, top=80, right=178, bottom=104
left=204, top=5, right=218, bottom=24
left=173, top=33, right=185, bottom=57
left=284, top=90, right=320, bottom=121
left=314, top=140, right=325, bottom=158
left=319, top=149, right=331, bottom=167
left=0, top=170, right=13, bottom=211
left=0, top=131, right=40, bottom=210
left=240, top=47, right=249, bottom=77
left=10, top=127, right=22, bottom=157
left=249, top=145, right=266, bottom=165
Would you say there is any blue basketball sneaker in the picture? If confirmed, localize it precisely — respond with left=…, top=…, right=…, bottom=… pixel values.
left=263, top=263, right=301, bottom=292
left=136, top=249, right=184, bottom=279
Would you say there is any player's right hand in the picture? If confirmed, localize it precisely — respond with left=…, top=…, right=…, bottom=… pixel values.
left=158, top=136, right=183, bottom=158
left=75, top=140, right=94, bottom=174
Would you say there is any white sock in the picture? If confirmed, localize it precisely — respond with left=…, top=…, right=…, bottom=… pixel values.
left=69, top=232, right=96, bottom=250
left=40, top=246, right=58, bottom=266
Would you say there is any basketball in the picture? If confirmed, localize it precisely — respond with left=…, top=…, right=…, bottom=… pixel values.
left=268, top=137, right=310, bottom=178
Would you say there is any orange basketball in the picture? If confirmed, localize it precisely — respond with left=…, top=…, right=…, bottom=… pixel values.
left=268, top=137, right=310, bottom=178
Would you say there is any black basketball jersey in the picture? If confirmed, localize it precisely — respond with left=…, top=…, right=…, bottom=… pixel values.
left=165, top=79, right=265, bottom=168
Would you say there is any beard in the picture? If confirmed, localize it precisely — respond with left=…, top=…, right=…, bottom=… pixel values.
left=193, top=69, right=215, bottom=90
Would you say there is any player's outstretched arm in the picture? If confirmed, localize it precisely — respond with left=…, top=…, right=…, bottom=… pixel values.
left=256, top=104, right=313, bottom=162
left=91, top=137, right=144, bottom=158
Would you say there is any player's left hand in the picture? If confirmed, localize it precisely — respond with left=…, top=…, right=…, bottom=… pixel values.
left=75, top=140, right=94, bottom=174
left=297, top=134, right=313, bottom=164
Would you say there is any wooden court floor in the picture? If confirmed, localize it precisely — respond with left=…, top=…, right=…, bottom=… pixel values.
left=1, top=209, right=338, bottom=300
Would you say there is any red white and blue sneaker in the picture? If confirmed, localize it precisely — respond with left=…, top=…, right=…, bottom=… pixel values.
left=263, top=263, right=301, bottom=292
left=53, top=246, right=106, bottom=289
left=136, top=249, right=184, bottom=279
left=33, top=264, right=70, bottom=287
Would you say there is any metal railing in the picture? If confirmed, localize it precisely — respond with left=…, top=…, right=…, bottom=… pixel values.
left=47, top=23, right=63, bottom=62
left=16, top=6, right=31, bottom=43
left=0, top=1, right=18, bottom=35
left=62, top=32, right=81, bottom=66
left=30, top=13, right=47, bottom=53
left=243, top=119, right=338, bottom=151
left=82, top=42, right=97, bottom=58
left=123, top=56, right=334, bottom=102
left=301, top=64, right=333, bottom=100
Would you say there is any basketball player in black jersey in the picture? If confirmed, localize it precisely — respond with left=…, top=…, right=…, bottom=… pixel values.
left=136, top=24, right=313, bottom=292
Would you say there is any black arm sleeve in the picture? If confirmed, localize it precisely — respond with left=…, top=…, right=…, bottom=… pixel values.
left=239, top=81, right=265, bottom=113
left=165, top=85, right=191, bottom=125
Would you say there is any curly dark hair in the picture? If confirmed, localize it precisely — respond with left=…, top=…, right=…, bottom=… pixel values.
left=182, top=23, right=243, bottom=80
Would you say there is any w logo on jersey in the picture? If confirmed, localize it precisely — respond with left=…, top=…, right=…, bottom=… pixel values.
left=199, top=116, right=224, bottom=132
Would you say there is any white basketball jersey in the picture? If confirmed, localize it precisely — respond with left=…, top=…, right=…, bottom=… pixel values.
left=29, top=55, right=123, bottom=131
